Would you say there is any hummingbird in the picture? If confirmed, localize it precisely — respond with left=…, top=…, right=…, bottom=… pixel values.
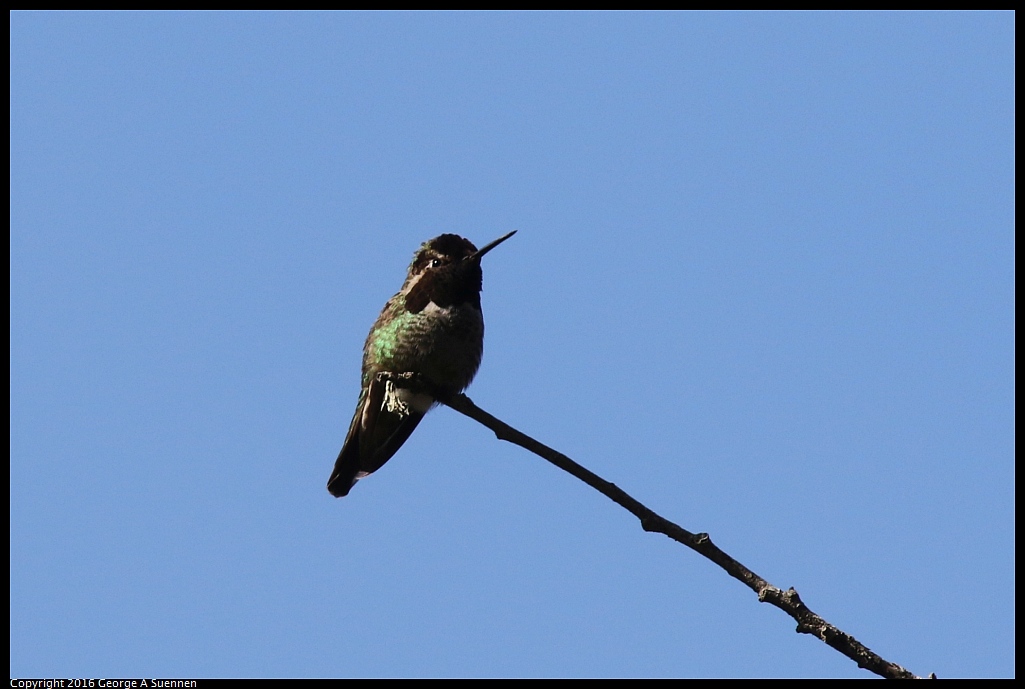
left=327, top=230, right=516, bottom=497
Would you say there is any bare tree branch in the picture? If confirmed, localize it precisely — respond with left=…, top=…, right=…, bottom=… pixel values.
left=438, top=389, right=925, bottom=680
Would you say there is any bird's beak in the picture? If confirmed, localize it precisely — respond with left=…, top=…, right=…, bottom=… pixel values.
left=470, top=230, right=517, bottom=262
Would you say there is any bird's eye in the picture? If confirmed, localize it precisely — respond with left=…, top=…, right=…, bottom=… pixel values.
left=429, top=258, right=442, bottom=268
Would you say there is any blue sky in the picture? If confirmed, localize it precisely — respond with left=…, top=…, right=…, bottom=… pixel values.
left=10, top=12, right=1014, bottom=678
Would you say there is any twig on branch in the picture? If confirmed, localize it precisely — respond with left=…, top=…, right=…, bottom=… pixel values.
left=377, top=373, right=925, bottom=679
